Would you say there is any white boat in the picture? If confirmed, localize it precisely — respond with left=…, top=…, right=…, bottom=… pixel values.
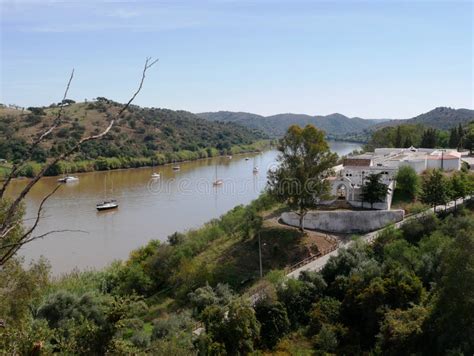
left=253, top=166, right=259, bottom=173
left=96, top=200, right=118, bottom=211
left=212, top=165, right=223, bottom=186
left=57, top=175, right=79, bottom=183
left=151, top=172, right=160, bottom=179
left=227, top=155, right=233, bottom=159
left=97, top=176, right=118, bottom=211
left=213, top=179, right=223, bottom=186
left=245, top=157, right=250, bottom=161
left=172, top=165, right=180, bottom=171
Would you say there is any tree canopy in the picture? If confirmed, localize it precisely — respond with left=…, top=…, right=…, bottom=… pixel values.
left=361, top=173, right=389, bottom=209
left=268, top=125, right=337, bottom=230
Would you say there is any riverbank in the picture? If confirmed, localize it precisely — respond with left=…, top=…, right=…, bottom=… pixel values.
left=1, top=140, right=273, bottom=179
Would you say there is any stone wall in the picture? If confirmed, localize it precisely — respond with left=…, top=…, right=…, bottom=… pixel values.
left=281, top=209, right=404, bottom=234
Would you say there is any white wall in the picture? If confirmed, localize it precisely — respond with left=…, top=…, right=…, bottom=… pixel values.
left=281, top=209, right=404, bottom=234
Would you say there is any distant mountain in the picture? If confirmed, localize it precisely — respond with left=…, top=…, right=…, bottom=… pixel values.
left=197, top=111, right=388, bottom=139
left=375, top=107, right=474, bottom=130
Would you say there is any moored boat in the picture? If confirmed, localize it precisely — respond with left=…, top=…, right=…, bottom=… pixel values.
left=96, top=200, right=118, bottom=211
left=58, top=176, right=79, bottom=183
left=213, top=179, right=223, bottom=186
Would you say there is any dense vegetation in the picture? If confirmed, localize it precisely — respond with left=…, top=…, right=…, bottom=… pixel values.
left=366, top=121, right=474, bottom=152
left=0, top=100, right=268, bottom=177
left=198, top=107, right=474, bottom=143
left=376, top=107, right=474, bottom=131
left=1, top=122, right=473, bottom=354
left=198, top=111, right=386, bottom=140
left=1, top=194, right=473, bottom=354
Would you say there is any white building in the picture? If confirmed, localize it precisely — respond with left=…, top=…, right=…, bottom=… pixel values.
left=327, top=147, right=461, bottom=210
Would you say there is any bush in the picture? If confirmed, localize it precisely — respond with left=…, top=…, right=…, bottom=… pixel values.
left=151, top=311, right=193, bottom=341
left=255, top=300, right=290, bottom=349
left=37, top=291, right=105, bottom=329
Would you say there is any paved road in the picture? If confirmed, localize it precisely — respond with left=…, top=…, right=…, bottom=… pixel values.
left=287, top=196, right=470, bottom=278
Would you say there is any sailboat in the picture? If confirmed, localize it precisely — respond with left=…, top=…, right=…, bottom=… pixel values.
left=96, top=176, right=118, bottom=211
left=213, top=164, right=223, bottom=186
left=252, top=156, right=259, bottom=173
left=151, top=160, right=160, bottom=179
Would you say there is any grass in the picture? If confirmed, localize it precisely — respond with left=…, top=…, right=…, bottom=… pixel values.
left=391, top=188, right=429, bottom=214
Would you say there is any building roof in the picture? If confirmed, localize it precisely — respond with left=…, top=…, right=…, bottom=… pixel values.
left=343, top=158, right=372, bottom=167
left=426, top=154, right=460, bottom=160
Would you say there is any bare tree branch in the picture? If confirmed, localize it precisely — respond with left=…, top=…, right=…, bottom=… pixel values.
left=0, top=184, right=62, bottom=264
left=0, top=230, right=88, bottom=265
left=0, top=58, right=158, bottom=266
left=0, top=70, right=75, bottom=199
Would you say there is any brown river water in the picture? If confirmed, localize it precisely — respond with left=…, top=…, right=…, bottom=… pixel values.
left=7, top=141, right=361, bottom=274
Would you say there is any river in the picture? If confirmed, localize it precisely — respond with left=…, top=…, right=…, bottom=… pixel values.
left=8, top=141, right=361, bottom=274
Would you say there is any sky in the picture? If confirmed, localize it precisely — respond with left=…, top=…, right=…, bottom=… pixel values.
left=1, top=0, right=473, bottom=119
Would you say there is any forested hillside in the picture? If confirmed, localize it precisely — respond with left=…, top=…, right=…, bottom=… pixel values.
left=0, top=100, right=267, bottom=175
left=198, top=111, right=386, bottom=139
left=366, top=121, right=474, bottom=152
left=199, top=107, right=474, bottom=143
left=376, top=107, right=474, bottom=130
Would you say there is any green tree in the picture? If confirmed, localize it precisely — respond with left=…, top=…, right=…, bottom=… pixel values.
left=403, top=136, right=413, bottom=148
left=395, top=126, right=402, bottom=148
left=463, top=122, right=474, bottom=154
left=277, top=272, right=327, bottom=328
left=361, top=173, right=389, bottom=209
left=457, top=123, right=465, bottom=148
left=420, top=169, right=449, bottom=209
left=268, top=125, right=337, bottom=231
left=448, top=127, right=459, bottom=148
left=395, top=166, right=419, bottom=200
left=420, top=128, right=438, bottom=148
left=254, top=300, right=290, bottom=349
left=201, top=298, right=260, bottom=355
left=425, top=228, right=474, bottom=354
left=309, top=296, right=342, bottom=335
left=376, top=305, right=428, bottom=355
left=449, top=171, right=468, bottom=209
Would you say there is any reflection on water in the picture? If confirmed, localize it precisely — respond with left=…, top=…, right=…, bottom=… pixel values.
left=8, top=141, right=361, bottom=274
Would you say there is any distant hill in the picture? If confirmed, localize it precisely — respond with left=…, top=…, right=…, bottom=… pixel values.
left=375, top=107, right=474, bottom=130
left=0, top=100, right=267, bottom=164
left=197, top=111, right=388, bottom=139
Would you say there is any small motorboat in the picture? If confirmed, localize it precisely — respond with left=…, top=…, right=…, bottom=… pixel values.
left=245, top=157, right=250, bottom=161
left=227, top=155, right=233, bottom=159
left=151, top=172, right=160, bottom=179
left=172, top=165, right=180, bottom=171
left=96, top=200, right=118, bottom=211
left=58, top=176, right=79, bottom=183
left=253, top=166, right=259, bottom=173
